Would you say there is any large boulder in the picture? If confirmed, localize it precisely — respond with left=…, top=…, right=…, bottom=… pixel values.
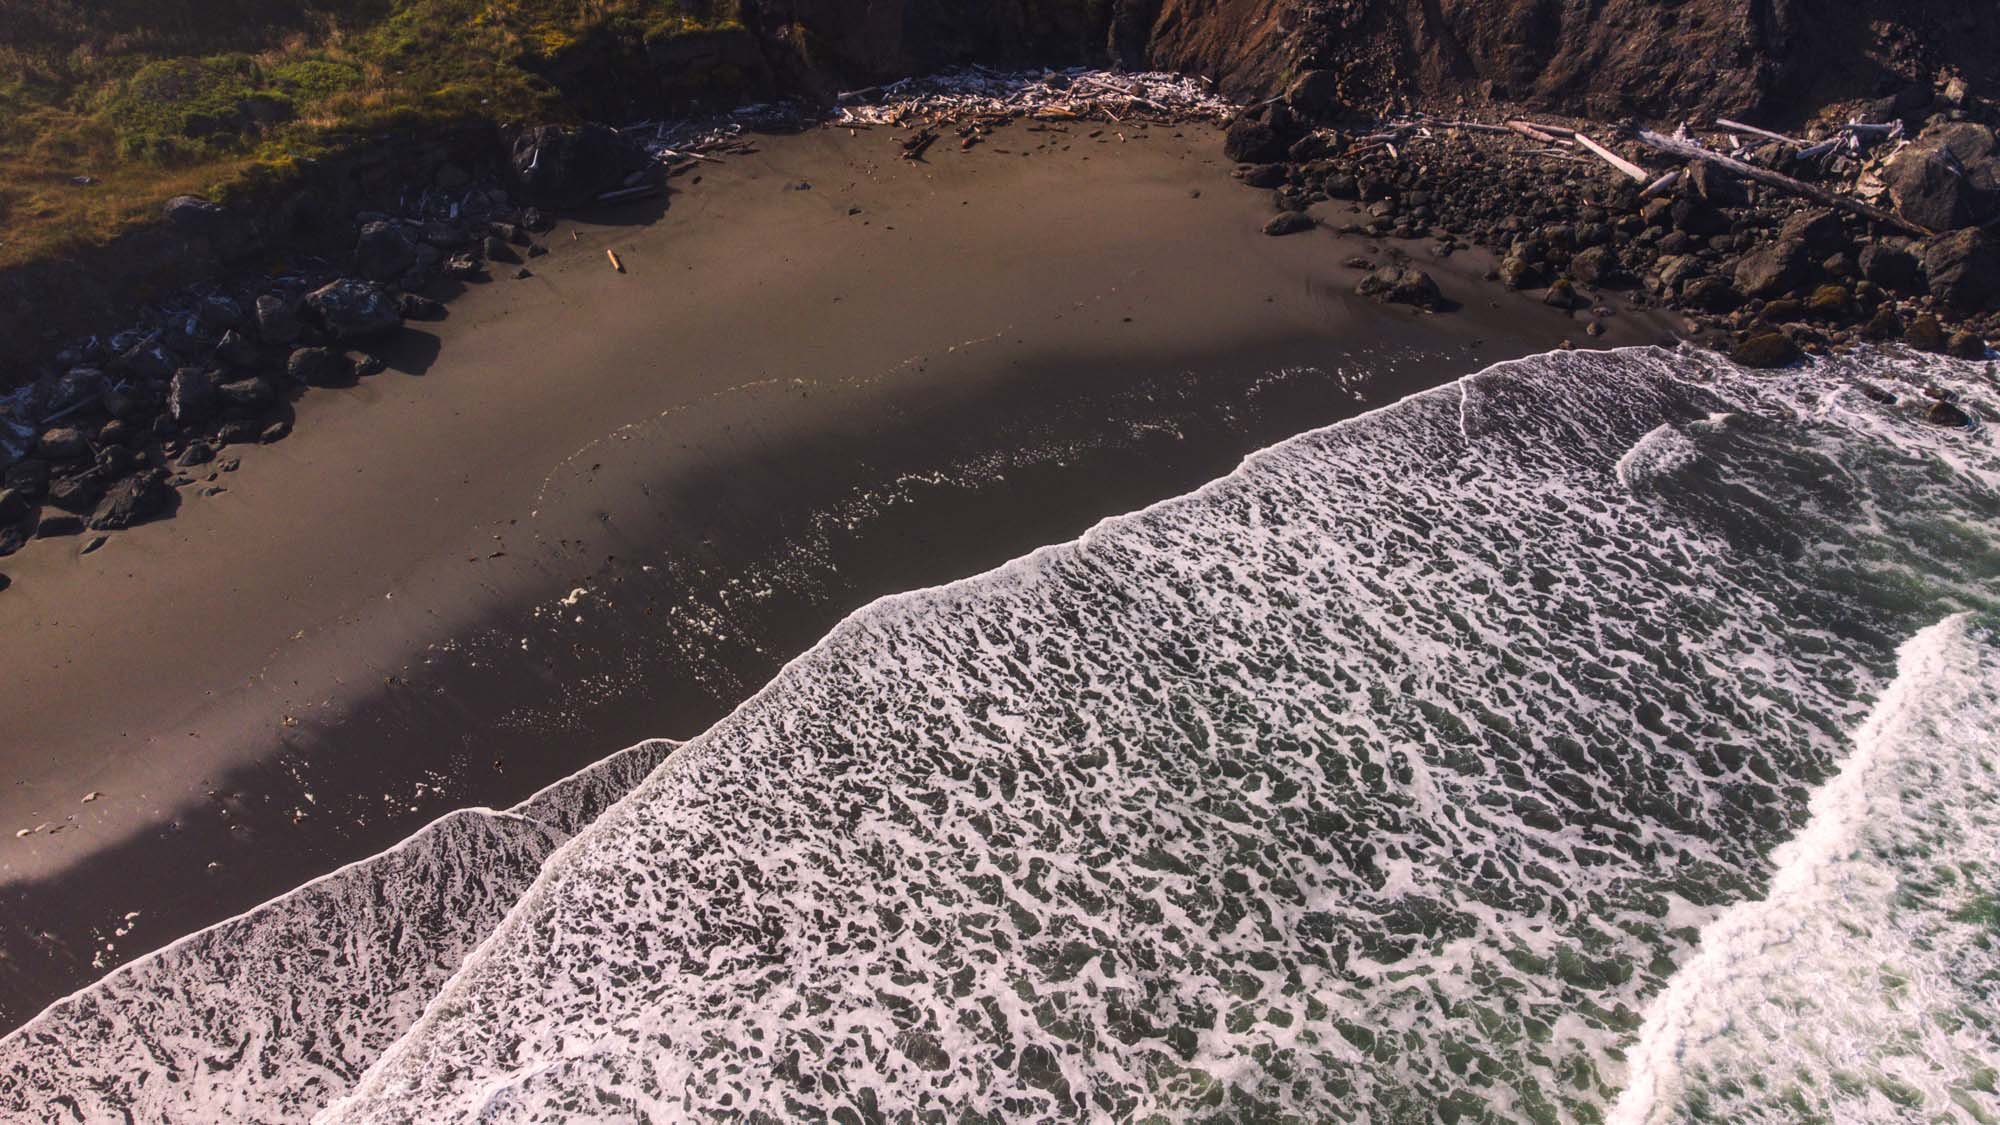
left=1883, top=122, right=1998, bottom=232
left=89, top=469, right=172, bottom=531
left=1284, top=70, right=1342, bottom=120
left=1857, top=242, right=1921, bottom=292
left=1356, top=266, right=1444, bottom=309
left=287, top=346, right=352, bottom=387
left=1919, top=229, right=2000, bottom=313
left=303, top=279, right=403, bottom=341
left=509, top=124, right=655, bottom=210
left=1734, top=238, right=1813, bottom=299
left=1777, top=209, right=1848, bottom=258
left=254, top=294, right=303, bottom=345
left=353, top=221, right=418, bottom=282
left=1223, top=107, right=1291, bottom=165
left=167, top=368, right=218, bottom=423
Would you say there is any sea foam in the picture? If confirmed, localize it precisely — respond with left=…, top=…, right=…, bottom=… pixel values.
left=316, top=346, right=1997, bottom=1122
left=0, top=741, right=674, bottom=1123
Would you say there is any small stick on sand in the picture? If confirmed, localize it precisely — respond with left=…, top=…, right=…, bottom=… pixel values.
left=607, top=249, right=624, bottom=273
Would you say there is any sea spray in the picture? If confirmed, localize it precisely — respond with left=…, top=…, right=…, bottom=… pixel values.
left=318, top=346, right=1997, bottom=1123
left=1612, top=612, right=2000, bottom=1123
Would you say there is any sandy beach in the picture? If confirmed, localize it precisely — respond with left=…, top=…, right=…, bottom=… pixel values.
left=0, top=118, right=1674, bottom=1029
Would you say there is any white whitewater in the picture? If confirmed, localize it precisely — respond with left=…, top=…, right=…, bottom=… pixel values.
left=315, top=346, right=1997, bottom=1123
left=0, top=740, right=675, bottom=1123
left=1613, top=613, right=2000, bottom=1123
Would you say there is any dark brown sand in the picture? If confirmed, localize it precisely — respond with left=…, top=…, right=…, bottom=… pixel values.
left=0, top=119, right=1675, bottom=1028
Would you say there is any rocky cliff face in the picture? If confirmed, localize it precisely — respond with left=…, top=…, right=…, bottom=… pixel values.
left=1282, top=0, right=1998, bottom=124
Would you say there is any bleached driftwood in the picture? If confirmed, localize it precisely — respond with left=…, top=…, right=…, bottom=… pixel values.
left=1506, top=120, right=1568, bottom=145
left=1575, top=133, right=1651, bottom=182
left=1630, top=128, right=1934, bottom=237
left=1714, top=118, right=1806, bottom=147
left=1639, top=168, right=1683, bottom=200
left=606, top=250, right=624, bottom=273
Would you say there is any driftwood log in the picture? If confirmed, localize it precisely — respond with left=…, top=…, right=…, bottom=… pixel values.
left=1575, top=133, right=1650, bottom=182
left=1714, top=118, right=1806, bottom=148
left=1629, top=128, right=1934, bottom=237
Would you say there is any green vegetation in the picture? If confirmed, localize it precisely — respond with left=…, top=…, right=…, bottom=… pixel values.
left=0, top=0, right=743, bottom=266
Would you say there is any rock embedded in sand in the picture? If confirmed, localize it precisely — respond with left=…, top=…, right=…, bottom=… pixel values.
left=304, top=280, right=403, bottom=341
left=1947, top=330, right=1989, bottom=359
left=89, top=469, right=172, bottom=531
left=353, top=221, right=418, bottom=283
left=287, top=346, right=350, bottom=387
left=1262, top=212, right=1315, bottom=236
left=46, top=475, right=102, bottom=514
left=1356, top=266, right=1443, bottom=310
left=36, top=512, right=84, bottom=538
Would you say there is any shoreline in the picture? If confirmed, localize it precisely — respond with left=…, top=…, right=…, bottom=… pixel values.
left=0, top=119, right=1675, bottom=1030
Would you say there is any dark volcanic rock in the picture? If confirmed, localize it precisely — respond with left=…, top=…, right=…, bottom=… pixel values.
left=163, top=195, right=255, bottom=258
left=1907, top=314, right=1948, bottom=352
left=1734, top=239, right=1812, bottom=299
left=287, top=346, right=352, bottom=387
left=215, top=329, right=260, bottom=368
left=1884, top=122, right=1998, bottom=232
left=1948, top=330, right=1990, bottom=359
left=254, top=295, right=303, bottom=345
left=1284, top=70, right=1342, bottom=119
left=1223, top=112, right=1289, bottom=165
left=354, top=221, right=418, bottom=282
left=1671, top=199, right=1731, bottom=238
left=510, top=123, right=654, bottom=210
left=304, top=279, right=403, bottom=341
left=36, top=513, right=84, bottom=539
left=1262, top=211, right=1315, bottom=236
left=5, top=459, right=50, bottom=500
left=37, top=427, right=90, bottom=464
left=1733, top=332, right=1802, bottom=368
left=1778, top=210, right=1847, bottom=259
left=398, top=293, right=447, bottom=320
left=1569, top=245, right=1625, bottom=286
left=168, top=368, right=218, bottom=423
left=1356, top=266, right=1443, bottom=309
left=1238, top=163, right=1286, bottom=188
left=46, top=474, right=102, bottom=514
left=1919, top=229, right=2000, bottom=313
left=1927, top=399, right=1974, bottom=427
left=89, top=469, right=172, bottom=531
left=217, top=377, right=275, bottom=409
left=1498, top=256, right=1543, bottom=290
left=1858, top=243, right=1921, bottom=293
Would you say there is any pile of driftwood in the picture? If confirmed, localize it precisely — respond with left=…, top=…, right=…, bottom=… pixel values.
left=619, top=68, right=1231, bottom=173
left=1370, top=112, right=1934, bottom=237
left=834, top=66, right=1234, bottom=129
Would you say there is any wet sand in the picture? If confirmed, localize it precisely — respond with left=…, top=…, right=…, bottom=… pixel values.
left=0, top=119, right=1675, bottom=1028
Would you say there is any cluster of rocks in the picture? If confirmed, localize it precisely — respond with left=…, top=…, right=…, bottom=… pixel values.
left=0, top=124, right=660, bottom=584
left=1226, top=72, right=2000, bottom=371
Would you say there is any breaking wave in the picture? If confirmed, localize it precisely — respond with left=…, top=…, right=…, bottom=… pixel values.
left=313, top=345, right=1996, bottom=1122
left=10, top=342, right=1999, bottom=1123
left=0, top=741, right=674, bottom=1122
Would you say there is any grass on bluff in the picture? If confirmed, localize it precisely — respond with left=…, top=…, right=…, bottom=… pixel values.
left=0, top=0, right=736, bottom=268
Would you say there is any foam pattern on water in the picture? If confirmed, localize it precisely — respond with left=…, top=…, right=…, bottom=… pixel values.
left=0, top=740, right=675, bottom=1123
left=1614, top=612, right=2000, bottom=1124
left=321, top=347, right=1998, bottom=1123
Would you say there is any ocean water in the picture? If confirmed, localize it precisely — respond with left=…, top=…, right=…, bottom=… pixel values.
left=0, top=741, right=675, bottom=1122
left=8, top=344, right=1997, bottom=1123
left=301, top=345, right=1994, bottom=1123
